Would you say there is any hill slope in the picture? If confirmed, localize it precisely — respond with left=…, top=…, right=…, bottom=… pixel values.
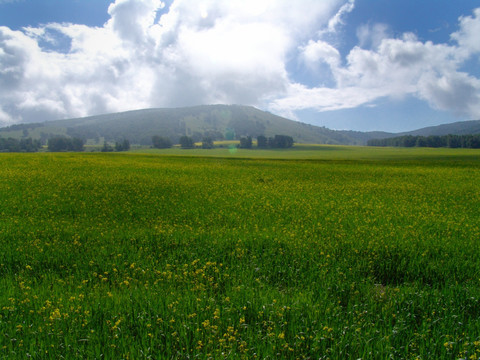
left=1, top=105, right=479, bottom=145
left=0, top=105, right=363, bottom=145
left=397, top=120, right=480, bottom=137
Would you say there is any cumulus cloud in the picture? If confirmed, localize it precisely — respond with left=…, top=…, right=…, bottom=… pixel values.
left=108, top=0, right=163, bottom=45
left=451, top=8, right=480, bottom=55
left=0, top=0, right=479, bottom=127
left=272, top=8, right=480, bottom=120
left=356, top=23, right=390, bottom=49
left=418, top=72, right=480, bottom=117
left=323, top=0, right=355, bottom=34
left=300, top=40, right=341, bottom=69
left=0, top=0, right=345, bottom=125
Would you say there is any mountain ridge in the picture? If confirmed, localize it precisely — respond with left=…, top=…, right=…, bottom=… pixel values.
left=0, top=105, right=479, bottom=145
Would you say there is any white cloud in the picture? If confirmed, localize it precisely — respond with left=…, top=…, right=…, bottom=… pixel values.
left=0, top=1, right=479, bottom=128
left=356, top=23, right=390, bottom=49
left=272, top=8, right=480, bottom=121
left=0, top=0, right=346, bottom=126
left=107, top=0, right=164, bottom=45
left=451, top=8, right=480, bottom=55
left=324, top=0, right=355, bottom=34
left=270, top=83, right=385, bottom=114
left=418, top=72, right=480, bottom=117
left=300, top=40, right=340, bottom=69
left=0, top=106, right=15, bottom=124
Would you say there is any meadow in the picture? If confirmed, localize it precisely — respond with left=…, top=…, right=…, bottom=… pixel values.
left=1, top=146, right=480, bottom=359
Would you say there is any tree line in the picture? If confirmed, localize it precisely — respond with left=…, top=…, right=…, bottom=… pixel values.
left=47, top=137, right=85, bottom=152
left=0, top=137, right=42, bottom=152
left=367, top=134, right=480, bottom=148
left=151, top=134, right=294, bottom=149
left=257, top=135, right=294, bottom=149
left=0, top=136, right=86, bottom=152
left=1, top=133, right=295, bottom=152
left=101, top=139, right=131, bottom=152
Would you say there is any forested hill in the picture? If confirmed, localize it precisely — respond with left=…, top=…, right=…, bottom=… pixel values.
left=1, top=105, right=479, bottom=145
left=0, top=105, right=363, bottom=145
left=396, top=120, right=480, bottom=137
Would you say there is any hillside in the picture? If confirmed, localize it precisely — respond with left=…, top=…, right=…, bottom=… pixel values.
left=397, top=120, right=480, bottom=137
left=1, top=105, right=479, bottom=145
left=0, top=105, right=363, bottom=145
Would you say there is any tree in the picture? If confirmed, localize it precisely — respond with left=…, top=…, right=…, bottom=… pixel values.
left=47, top=137, right=84, bottom=152
left=179, top=135, right=195, bottom=149
left=446, top=134, right=461, bottom=148
left=239, top=136, right=252, bottom=149
left=1, top=137, right=41, bottom=152
left=426, top=136, right=444, bottom=148
left=257, top=135, right=268, bottom=148
left=270, top=135, right=294, bottom=148
left=48, top=137, right=68, bottom=152
left=19, top=138, right=41, bottom=152
left=71, top=137, right=85, bottom=152
left=101, top=141, right=114, bottom=152
left=115, top=139, right=130, bottom=151
left=415, top=136, right=427, bottom=147
left=225, top=128, right=236, bottom=141
left=202, top=137, right=214, bottom=149
left=152, top=135, right=172, bottom=149
left=369, top=134, right=480, bottom=149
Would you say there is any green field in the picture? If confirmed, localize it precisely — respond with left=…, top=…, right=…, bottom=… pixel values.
left=1, top=146, right=480, bottom=359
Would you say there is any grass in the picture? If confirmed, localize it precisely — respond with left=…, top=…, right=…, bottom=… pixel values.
left=1, top=146, right=480, bottom=359
left=133, top=143, right=480, bottom=161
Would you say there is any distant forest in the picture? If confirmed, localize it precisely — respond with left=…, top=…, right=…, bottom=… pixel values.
left=368, top=134, right=480, bottom=148
left=0, top=137, right=42, bottom=152
left=0, top=134, right=294, bottom=152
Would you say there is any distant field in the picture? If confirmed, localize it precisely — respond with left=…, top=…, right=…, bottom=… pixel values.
left=1, top=147, right=480, bottom=359
left=134, top=143, right=480, bottom=161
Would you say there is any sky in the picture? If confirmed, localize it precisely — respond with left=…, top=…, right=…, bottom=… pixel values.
left=0, top=0, right=479, bottom=132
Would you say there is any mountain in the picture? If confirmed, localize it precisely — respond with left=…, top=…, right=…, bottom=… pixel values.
left=396, top=120, right=480, bottom=137
left=0, top=105, right=365, bottom=145
left=357, top=120, right=480, bottom=143
left=1, top=104, right=479, bottom=145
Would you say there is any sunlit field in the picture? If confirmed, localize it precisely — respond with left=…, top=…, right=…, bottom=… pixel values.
left=1, top=147, right=480, bottom=359
left=134, top=142, right=480, bottom=161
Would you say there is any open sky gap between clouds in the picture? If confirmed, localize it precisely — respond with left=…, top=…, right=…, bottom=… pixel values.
left=0, top=0, right=479, bottom=131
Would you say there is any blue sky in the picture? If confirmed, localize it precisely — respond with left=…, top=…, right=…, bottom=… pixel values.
left=0, top=0, right=479, bottom=132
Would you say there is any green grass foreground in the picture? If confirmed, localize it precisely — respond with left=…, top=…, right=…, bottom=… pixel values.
left=1, top=147, right=480, bottom=359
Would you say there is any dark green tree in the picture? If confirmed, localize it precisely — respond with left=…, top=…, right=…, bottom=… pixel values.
left=48, top=137, right=68, bottom=152
left=101, top=141, right=114, bottom=152
left=71, top=137, right=85, bottom=152
left=202, top=137, right=214, bottom=149
left=115, top=139, right=130, bottom=151
left=47, top=137, right=84, bottom=152
left=269, top=135, right=294, bottom=148
left=0, top=137, right=41, bottom=152
left=225, top=128, right=236, bottom=141
left=152, top=135, right=172, bottom=149
left=179, top=135, right=195, bottom=149
left=257, top=135, right=268, bottom=148
left=239, top=136, right=252, bottom=149
left=369, top=134, right=480, bottom=149
left=446, top=135, right=461, bottom=148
